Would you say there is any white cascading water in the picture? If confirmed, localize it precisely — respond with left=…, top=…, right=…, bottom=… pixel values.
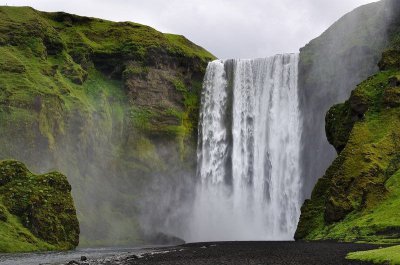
left=188, top=54, right=302, bottom=242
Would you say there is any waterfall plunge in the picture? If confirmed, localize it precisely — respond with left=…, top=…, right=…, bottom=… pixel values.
left=188, top=54, right=302, bottom=242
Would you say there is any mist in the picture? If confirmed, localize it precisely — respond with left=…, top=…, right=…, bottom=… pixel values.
left=0, top=0, right=398, bottom=247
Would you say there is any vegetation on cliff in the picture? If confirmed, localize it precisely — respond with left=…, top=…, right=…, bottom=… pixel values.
left=0, top=5, right=215, bottom=246
left=0, top=160, right=79, bottom=252
left=297, top=0, right=398, bottom=199
left=295, top=28, right=400, bottom=243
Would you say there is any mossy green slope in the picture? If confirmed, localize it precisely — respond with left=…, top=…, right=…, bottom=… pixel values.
left=347, top=245, right=400, bottom=264
left=0, top=160, right=79, bottom=252
left=295, top=31, right=400, bottom=243
left=0, top=6, right=215, bottom=247
left=298, top=0, right=398, bottom=198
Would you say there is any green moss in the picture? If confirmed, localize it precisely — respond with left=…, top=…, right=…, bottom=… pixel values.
left=325, top=101, right=353, bottom=153
left=129, top=106, right=157, bottom=131
left=302, top=170, right=400, bottom=243
left=173, top=79, right=187, bottom=93
left=347, top=245, right=400, bottom=264
left=130, top=77, right=199, bottom=139
left=296, top=50, right=400, bottom=242
left=165, top=107, right=184, bottom=120
left=0, top=212, right=55, bottom=253
left=379, top=49, right=400, bottom=70
left=60, top=52, right=88, bottom=84
left=165, top=34, right=215, bottom=63
left=122, top=64, right=148, bottom=80
left=0, top=160, right=79, bottom=252
left=0, top=5, right=214, bottom=247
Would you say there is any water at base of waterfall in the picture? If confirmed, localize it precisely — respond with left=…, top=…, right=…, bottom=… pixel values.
left=0, top=247, right=158, bottom=265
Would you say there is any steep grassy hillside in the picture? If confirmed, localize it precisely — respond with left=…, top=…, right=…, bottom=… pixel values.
left=295, top=26, right=400, bottom=243
left=0, top=160, right=79, bottom=252
left=0, top=6, right=215, bottom=246
left=298, top=0, right=400, bottom=199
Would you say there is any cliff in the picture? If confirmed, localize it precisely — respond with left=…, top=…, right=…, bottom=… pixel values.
left=298, top=0, right=398, bottom=199
left=0, top=6, right=215, bottom=246
left=295, top=7, right=400, bottom=242
left=0, top=160, right=79, bottom=252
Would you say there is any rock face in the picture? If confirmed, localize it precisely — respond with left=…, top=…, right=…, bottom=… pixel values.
left=0, top=160, right=79, bottom=252
left=0, top=6, right=215, bottom=246
left=295, top=14, right=400, bottom=242
left=298, top=0, right=399, bottom=199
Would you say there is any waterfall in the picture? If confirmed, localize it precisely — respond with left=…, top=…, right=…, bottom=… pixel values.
left=188, top=54, right=302, bottom=242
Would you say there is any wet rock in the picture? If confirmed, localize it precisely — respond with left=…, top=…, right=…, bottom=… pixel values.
left=144, top=232, right=185, bottom=245
left=324, top=195, right=353, bottom=223
left=379, top=48, right=400, bottom=70
left=126, top=254, right=140, bottom=260
left=383, top=86, right=400, bottom=108
left=350, top=92, right=369, bottom=117
left=388, top=76, right=400, bottom=87
left=81, top=256, right=88, bottom=261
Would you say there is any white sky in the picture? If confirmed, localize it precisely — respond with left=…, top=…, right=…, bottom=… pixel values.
left=0, top=0, right=379, bottom=59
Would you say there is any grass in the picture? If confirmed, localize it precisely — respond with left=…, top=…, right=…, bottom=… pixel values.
left=0, top=210, right=55, bottom=253
left=304, top=169, right=400, bottom=243
left=165, top=33, right=215, bottom=62
left=0, top=5, right=214, bottom=248
left=296, top=63, right=400, bottom=242
left=347, top=245, right=400, bottom=264
left=0, top=160, right=79, bottom=252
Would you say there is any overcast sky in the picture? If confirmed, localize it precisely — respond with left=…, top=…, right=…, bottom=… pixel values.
left=0, top=0, right=378, bottom=59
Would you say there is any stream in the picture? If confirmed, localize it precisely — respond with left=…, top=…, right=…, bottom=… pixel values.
left=0, top=246, right=159, bottom=265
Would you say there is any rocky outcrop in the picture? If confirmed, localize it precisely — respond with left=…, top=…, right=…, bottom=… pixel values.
left=0, top=160, right=79, bottom=252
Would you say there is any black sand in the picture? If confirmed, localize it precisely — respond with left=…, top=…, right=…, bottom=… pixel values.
left=94, top=241, right=379, bottom=265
